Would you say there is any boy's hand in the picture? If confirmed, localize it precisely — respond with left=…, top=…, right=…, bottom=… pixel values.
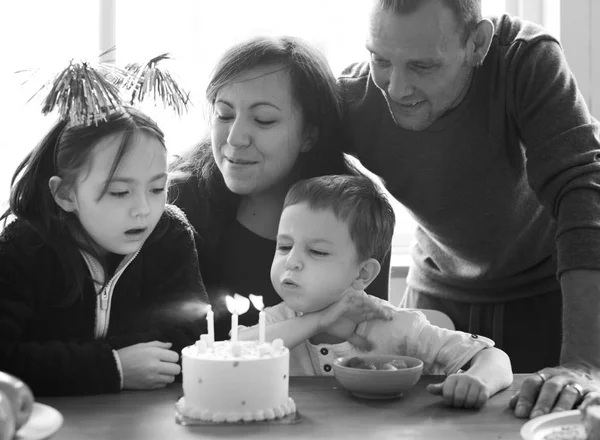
left=117, top=341, right=181, bottom=390
left=426, top=373, right=491, bottom=409
left=318, top=289, right=393, bottom=350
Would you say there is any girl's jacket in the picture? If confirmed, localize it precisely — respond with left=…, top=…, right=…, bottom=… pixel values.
left=0, top=205, right=209, bottom=395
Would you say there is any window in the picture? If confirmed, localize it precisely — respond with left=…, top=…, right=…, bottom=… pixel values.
left=2, top=0, right=580, bottom=264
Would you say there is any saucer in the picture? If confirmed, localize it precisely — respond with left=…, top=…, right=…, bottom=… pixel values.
left=520, top=410, right=586, bottom=440
left=15, top=402, right=63, bottom=440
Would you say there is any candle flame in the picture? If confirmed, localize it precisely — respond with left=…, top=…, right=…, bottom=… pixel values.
left=225, top=294, right=250, bottom=315
left=249, top=294, right=264, bottom=311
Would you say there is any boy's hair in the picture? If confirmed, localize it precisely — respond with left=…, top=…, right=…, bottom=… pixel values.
left=284, top=175, right=396, bottom=262
left=1, top=106, right=165, bottom=306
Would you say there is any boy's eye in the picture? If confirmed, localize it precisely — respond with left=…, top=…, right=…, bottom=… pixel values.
left=109, top=191, right=129, bottom=198
left=277, top=244, right=292, bottom=252
left=310, top=249, right=330, bottom=257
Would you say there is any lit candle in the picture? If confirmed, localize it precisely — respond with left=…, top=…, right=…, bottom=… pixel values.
left=225, top=294, right=250, bottom=345
left=249, top=294, right=265, bottom=344
left=206, top=305, right=214, bottom=344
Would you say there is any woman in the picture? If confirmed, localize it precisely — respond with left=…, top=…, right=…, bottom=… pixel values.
left=170, top=36, right=390, bottom=340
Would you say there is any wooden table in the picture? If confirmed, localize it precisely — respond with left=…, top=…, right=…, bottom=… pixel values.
left=39, top=375, right=530, bottom=439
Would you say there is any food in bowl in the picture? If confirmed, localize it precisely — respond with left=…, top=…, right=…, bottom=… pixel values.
left=332, top=354, right=423, bottom=399
left=346, top=356, right=408, bottom=371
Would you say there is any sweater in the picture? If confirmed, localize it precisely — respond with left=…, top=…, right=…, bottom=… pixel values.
left=0, top=205, right=208, bottom=396
left=338, top=14, right=600, bottom=303
left=261, top=298, right=494, bottom=376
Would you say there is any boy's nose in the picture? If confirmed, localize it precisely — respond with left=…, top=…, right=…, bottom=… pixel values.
left=284, top=254, right=303, bottom=271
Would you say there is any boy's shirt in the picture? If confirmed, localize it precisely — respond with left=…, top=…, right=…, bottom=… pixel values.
left=263, top=296, right=494, bottom=376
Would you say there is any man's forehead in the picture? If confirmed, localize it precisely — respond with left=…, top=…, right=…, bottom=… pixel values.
left=367, top=2, right=461, bottom=56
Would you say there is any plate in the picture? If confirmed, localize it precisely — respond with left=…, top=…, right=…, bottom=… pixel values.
left=520, top=410, right=587, bottom=440
left=15, top=403, right=63, bottom=440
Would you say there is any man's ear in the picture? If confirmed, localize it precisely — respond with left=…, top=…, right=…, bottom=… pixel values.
left=467, top=18, right=494, bottom=67
left=300, top=125, right=318, bottom=153
left=351, top=258, right=381, bottom=291
left=48, top=176, right=77, bottom=213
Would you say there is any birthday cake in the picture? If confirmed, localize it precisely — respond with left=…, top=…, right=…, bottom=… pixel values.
left=176, top=338, right=296, bottom=423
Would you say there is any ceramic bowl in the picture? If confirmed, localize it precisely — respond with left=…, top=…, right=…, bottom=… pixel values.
left=332, top=354, right=423, bottom=400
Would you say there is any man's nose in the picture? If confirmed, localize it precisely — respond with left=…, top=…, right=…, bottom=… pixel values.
left=387, top=67, right=415, bottom=101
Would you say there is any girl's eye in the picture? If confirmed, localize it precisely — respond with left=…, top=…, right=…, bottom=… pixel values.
left=256, top=119, right=276, bottom=127
left=109, top=191, right=128, bottom=198
left=151, top=187, right=166, bottom=195
left=310, top=250, right=329, bottom=257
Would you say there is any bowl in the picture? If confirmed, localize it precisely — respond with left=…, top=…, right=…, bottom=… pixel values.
left=332, top=354, right=423, bottom=400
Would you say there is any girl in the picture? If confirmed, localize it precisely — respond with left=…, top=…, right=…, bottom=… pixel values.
left=0, top=65, right=208, bottom=396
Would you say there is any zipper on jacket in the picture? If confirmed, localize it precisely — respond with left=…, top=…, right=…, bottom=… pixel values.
left=81, top=249, right=141, bottom=338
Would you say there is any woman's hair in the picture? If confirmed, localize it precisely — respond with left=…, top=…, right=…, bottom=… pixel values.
left=1, top=106, right=166, bottom=306
left=170, top=35, right=356, bottom=249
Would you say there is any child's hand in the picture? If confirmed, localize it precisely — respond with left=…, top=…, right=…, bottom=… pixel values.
left=319, top=289, right=393, bottom=350
left=117, top=341, right=181, bottom=390
left=426, top=373, right=491, bottom=409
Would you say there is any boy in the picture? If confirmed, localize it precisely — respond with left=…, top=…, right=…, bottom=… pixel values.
left=240, top=175, right=512, bottom=409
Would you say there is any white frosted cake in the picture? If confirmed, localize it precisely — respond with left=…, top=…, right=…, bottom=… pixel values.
left=177, top=338, right=296, bottom=423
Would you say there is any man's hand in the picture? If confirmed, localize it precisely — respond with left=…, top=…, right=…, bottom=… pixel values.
left=427, top=373, right=491, bottom=409
left=318, top=289, right=393, bottom=350
left=509, top=364, right=599, bottom=418
left=117, top=341, right=181, bottom=390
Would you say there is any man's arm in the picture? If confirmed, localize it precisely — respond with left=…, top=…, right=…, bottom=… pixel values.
left=561, top=270, right=600, bottom=370
left=511, top=269, right=600, bottom=418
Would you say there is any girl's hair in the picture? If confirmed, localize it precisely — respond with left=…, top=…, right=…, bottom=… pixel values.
left=1, top=106, right=166, bottom=306
left=170, top=35, right=357, bottom=250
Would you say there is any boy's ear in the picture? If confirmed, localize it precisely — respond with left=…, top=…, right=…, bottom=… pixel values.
left=48, top=176, right=78, bottom=213
left=300, top=125, right=318, bottom=153
left=351, top=258, right=381, bottom=291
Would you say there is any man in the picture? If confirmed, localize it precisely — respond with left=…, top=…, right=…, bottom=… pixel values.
left=338, top=0, right=600, bottom=419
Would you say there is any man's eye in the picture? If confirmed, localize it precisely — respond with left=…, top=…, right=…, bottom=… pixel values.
left=414, top=64, right=436, bottom=71
left=371, top=54, right=390, bottom=66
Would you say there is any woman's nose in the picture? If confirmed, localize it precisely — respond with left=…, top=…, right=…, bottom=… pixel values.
left=227, top=117, right=251, bottom=148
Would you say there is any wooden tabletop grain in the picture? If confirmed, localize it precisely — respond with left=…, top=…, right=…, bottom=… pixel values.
left=38, top=375, right=531, bottom=440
